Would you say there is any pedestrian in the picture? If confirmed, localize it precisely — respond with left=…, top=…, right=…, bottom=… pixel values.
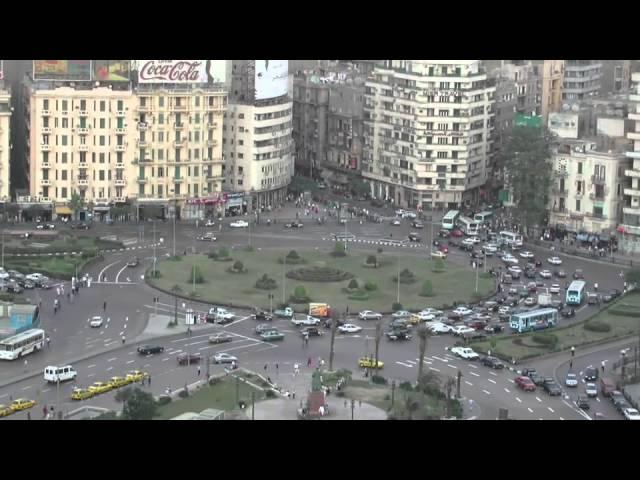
left=46, top=337, right=51, bottom=348
left=571, top=346, right=575, bottom=357
left=267, top=376, right=272, bottom=384
left=569, top=360, right=573, bottom=369
left=103, top=301, right=107, bottom=311
left=594, top=282, right=598, bottom=292
left=43, top=405, right=48, bottom=418
left=27, top=412, right=31, bottom=420
left=121, top=335, right=126, bottom=344
left=275, top=363, right=279, bottom=373
left=601, top=360, right=605, bottom=372
left=197, top=366, right=201, bottom=376
left=56, top=287, right=60, bottom=297
left=264, top=363, right=268, bottom=372
left=148, top=375, right=151, bottom=386
left=307, top=357, right=312, bottom=367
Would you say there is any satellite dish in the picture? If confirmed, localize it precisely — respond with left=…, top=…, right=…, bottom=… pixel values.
left=571, top=104, right=580, bottom=112
left=562, top=104, right=571, bottom=111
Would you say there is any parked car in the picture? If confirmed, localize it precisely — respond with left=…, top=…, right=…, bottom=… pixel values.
left=481, top=356, right=504, bottom=369
left=549, top=284, right=561, bottom=294
left=450, top=229, right=464, bottom=238
left=426, top=322, right=453, bottom=334
left=452, top=306, right=473, bottom=317
left=450, top=347, right=479, bottom=360
left=89, top=316, right=103, bottom=328
left=214, top=353, right=238, bottom=364
left=451, top=325, right=475, bottom=336
left=483, top=324, right=503, bottom=334
left=411, top=221, right=424, bottom=229
left=540, top=270, right=552, bottom=279
left=385, top=329, right=412, bottom=341
left=515, top=376, right=536, bottom=392
left=560, top=307, right=575, bottom=318
left=358, top=310, right=382, bottom=321
left=137, top=345, right=165, bottom=355
left=622, top=407, right=640, bottom=420
left=438, top=229, right=450, bottom=238
left=555, top=270, right=567, bottom=278
left=524, top=297, right=537, bottom=307
left=177, top=352, right=202, bottom=365
left=519, top=251, right=535, bottom=259
left=430, top=251, right=447, bottom=260
left=209, top=333, right=233, bottom=344
left=392, top=310, right=411, bottom=319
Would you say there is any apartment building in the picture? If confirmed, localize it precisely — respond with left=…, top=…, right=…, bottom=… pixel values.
left=25, top=78, right=137, bottom=219
left=541, top=60, right=564, bottom=124
left=548, top=138, right=629, bottom=236
left=0, top=82, right=10, bottom=202
left=600, top=60, right=631, bottom=95
left=563, top=60, right=602, bottom=102
left=619, top=72, right=640, bottom=253
left=362, top=60, right=495, bottom=210
left=134, top=82, right=226, bottom=220
left=224, top=60, right=294, bottom=211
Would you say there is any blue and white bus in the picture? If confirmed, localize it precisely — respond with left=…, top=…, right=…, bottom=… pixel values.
left=0, top=328, right=46, bottom=361
left=509, top=308, right=558, bottom=334
left=566, top=280, right=586, bottom=305
left=499, top=231, right=524, bottom=248
left=441, top=210, right=460, bottom=230
left=457, top=216, right=479, bottom=236
left=473, top=211, right=494, bottom=225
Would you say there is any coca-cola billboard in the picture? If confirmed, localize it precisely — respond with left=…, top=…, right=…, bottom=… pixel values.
left=137, top=60, right=227, bottom=84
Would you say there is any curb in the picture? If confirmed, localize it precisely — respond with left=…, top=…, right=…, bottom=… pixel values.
left=527, top=240, right=635, bottom=269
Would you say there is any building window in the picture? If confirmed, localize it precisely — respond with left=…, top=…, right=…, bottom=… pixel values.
left=99, top=153, right=105, bottom=163
left=99, top=136, right=106, bottom=146
left=99, top=101, right=106, bottom=112
left=238, top=153, right=244, bottom=159
left=159, top=97, right=164, bottom=107
left=577, top=162, right=583, bottom=175
left=158, top=113, right=164, bottom=125
left=61, top=170, right=68, bottom=181
left=43, top=99, right=49, bottom=110
left=61, top=152, right=68, bottom=163
left=61, top=135, right=68, bottom=146
left=100, top=118, right=106, bottom=129
left=62, top=100, right=68, bottom=111
left=61, top=187, right=68, bottom=198
left=117, top=100, right=123, bottom=111
left=99, top=170, right=105, bottom=181
left=575, top=199, right=581, bottom=212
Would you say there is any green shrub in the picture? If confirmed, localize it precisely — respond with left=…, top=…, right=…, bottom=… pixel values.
left=157, top=395, right=172, bottom=406
left=348, top=292, right=370, bottom=301
left=255, top=274, right=277, bottom=290
left=208, top=250, right=219, bottom=260
left=450, top=398, right=464, bottom=419
left=366, top=255, right=377, bottom=267
left=208, top=377, right=221, bottom=386
left=233, top=260, right=244, bottom=271
left=348, top=279, right=359, bottom=290
left=294, top=285, right=307, bottom=299
left=608, top=309, right=640, bottom=318
left=287, top=250, right=300, bottom=260
left=432, top=258, right=445, bottom=273
left=392, top=302, right=403, bottom=312
left=81, top=247, right=98, bottom=259
left=371, top=374, right=388, bottom=385
left=399, top=381, right=414, bottom=391
left=420, top=279, right=434, bottom=297
left=531, top=333, right=558, bottom=346
left=377, top=247, right=384, bottom=254
left=584, top=321, right=612, bottom=332
left=188, top=265, right=205, bottom=284
left=286, top=266, right=353, bottom=282
left=364, top=281, right=377, bottom=292
left=394, top=268, right=416, bottom=284
left=332, top=242, right=347, bottom=257
left=178, top=389, right=189, bottom=398
left=265, top=389, right=277, bottom=398
left=149, top=269, right=162, bottom=278
left=168, top=255, right=183, bottom=262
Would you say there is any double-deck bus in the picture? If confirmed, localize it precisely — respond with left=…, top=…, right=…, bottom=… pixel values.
left=457, top=216, right=479, bottom=236
left=509, top=308, right=558, bottom=334
left=566, top=280, right=586, bottom=305
left=441, top=210, right=460, bottom=230
left=0, top=328, right=46, bottom=360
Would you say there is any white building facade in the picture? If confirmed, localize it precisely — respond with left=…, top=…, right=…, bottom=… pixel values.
left=362, top=60, right=495, bottom=210
left=0, top=85, right=10, bottom=202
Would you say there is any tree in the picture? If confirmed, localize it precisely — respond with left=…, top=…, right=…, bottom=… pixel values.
left=366, top=254, right=377, bottom=267
left=189, top=265, right=204, bottom=284
left=68, top=191, right=85, bottom=221
left=625, top=269, right=640, bottom=287
left=233, top=260, right=244, bottom=272
left=294, top=285, right=307, bottom=300
left=374, top=320, right=382, bottom=369
left=348, top=279, right=359, bottom=290
left=350, top=177, right=369, bottom=198
left=420, top=279, right=434, bottom=297
left=417, top=325, right=432, bottom=383
left=121, top=388, right=158, bottom=420
left=495, top=126, right=552, bottom=236
left=444, top=377, right=455, bottom=417
left=328, top=309, right=339, bottom=371
left=114, top=386, right=133, bottom=412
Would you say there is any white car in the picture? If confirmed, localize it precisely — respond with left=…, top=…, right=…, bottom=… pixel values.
left=391, top=310, right=411, bottom=319
left=291, top=315, right=321, bottom=327
left=338, top=323, right=362, bottom=334
left=213, top=353, right=238, bottom=364
left=502, top=254, right=519, bottom=264
left=391, top=219, right=401, bottom=226
left=498, top=306, right=511, bottom=315
left=549, top=284, right=561, bottom=294
left=519, top=251, right=535, bottom=259
left=212, top=308, right=235, bottom=322
left=547, top=256, right=563, bottom=265
left=205, top=219, right=216, bottom=227
left=359, top=310, right=382, bottom=321
left=623, top=407, right=640, bottom=420
left=0, top=270, right=9, bottom=280
left=565, top=373, right=579, bottom=387
left=402, top=211, right=417, bottom=219
left=585, top=383, right=598, bottom=398
left=431, top=251, right=447, bottom=259
left=483, top=244, right=498, bottom=253
left=540, top=270, right=552, bottom=279
left=229, top=220, right=249, bottom=228
left=395, top=209, right=406, bottom=217
left=421, top=307, right=443, bottom=316
left=413, top=311, right=436, bottom=322
left=89, top=316, right=103, bottom=328
left=524, top=297, right=537, bottom=307
left=426, top=322, right=452, bottom=334
left=26, top=273, right=46, bottom=282
left=452, top=307, right=473, bottom=317
left=451, top=325, right=475, bottom=336
left=450, top=346, right=479, bottom=360
left=508, top=265, right=522, bottom=274
left=462, top=238, right=476, bottom=246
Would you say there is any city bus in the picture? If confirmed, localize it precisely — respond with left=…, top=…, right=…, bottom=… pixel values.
left=566, top=280, right=587, bottom=305
left=509, top=308, right=558, bottom=334
left=499, top=231, right=524, bottom=248
left=457, top=216, right=479, bottom=236
left=474, top=211, right=494, bottom=225
left=0, top=328, right=46, bottom=361
left=441, top=210, right=460, bottom=230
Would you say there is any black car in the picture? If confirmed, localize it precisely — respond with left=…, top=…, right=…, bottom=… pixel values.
left=534, top=260, right=543, bottom=268
left=411, top=221, right=424, bottom=229
left=555, top=270, right=566, bottom=278
left=438, top=229, right=450, bottom=238
left=542, top=378, right=562, bottom=396
left=284, top=222, right=304, bottom=229
left=601, top=294, right=614, bottom=303
left=385, top=329, right=412, bottom=341
left=613, top=397, right=631, bottom=413
left=483, top=324, right=503, bottom=334
left=524, top=270, right=537, bottom=279
left=610, top=289, right=622, bottom=299
left=560, top=307, right=575, bottom=318
left=521, top=368, right=544, bottom=386
left=18, top=279, right=35, bottom=289
left=575, top=395, right=590, bottom=410
left=137, top=345, right=165, bottom=355
left=252, top=310, right=273, bottom=322
left=126, top=257, right=139, bottom=268
left=407, top=233, right=421, bottom=243
left=300, top=327, right=323, bottom=338
left=322, top=318, right=345, bottom=329
left=584, top=366, right=598, bottom=381
left=573, top=269, right=584, bottom=279
left=481, top=356, right=504, bottom=369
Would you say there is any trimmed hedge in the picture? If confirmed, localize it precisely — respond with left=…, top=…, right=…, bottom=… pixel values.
left=348, top=292, right=370, bottom=301
left=286, top=266, right=353, bottom=282
left=531, top=333, right=558, bottom=346
left=392, top=302, right=403, bottom=312
left=584, top=321, right=612, bottom=333
left=394, top=268, right=417, bottom=285
left=255, top=274, right=277, bottom=290
left=364, top=281, right=377, bottom=292
left=608, top=309, right=640, bottom=318
left=371, top=375, right=388, bottom=385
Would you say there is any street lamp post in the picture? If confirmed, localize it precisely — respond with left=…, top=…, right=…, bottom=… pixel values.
left=56, top=378, right=60, bottom=420
left=268, top=294, right=274, bottom=314
left=282, top=255, right=286, bottom=304
left=152, top=219, right=157, bottom=277
left=396, top=257, right=400, bottom=304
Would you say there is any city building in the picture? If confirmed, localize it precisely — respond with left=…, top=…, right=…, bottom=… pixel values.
left=224, top=60, right=294, bottom=211
left=540, top=60, right=564, bottom=124
left=600, top=60, right=631, bottom=95
left=619, top=72, right=640, bottom=253
left=487, top=61, right=540, bottom=116
left=548, top=137, right=630, bottom=238
left=24, top=63, right=138, bottom=220
left=0, top=76, right=11, bottom=203
left=362, top=60, right=495, bottom=209
left=563, top=60, right=602, bottom=102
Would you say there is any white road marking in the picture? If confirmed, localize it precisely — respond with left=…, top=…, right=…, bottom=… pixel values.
left=406, top=360, right=417, bottom=365
left=467, top=364, right=478, bottom=369
left=516, top=397, right=522, bottom=403
left=126, top=360, right=135, bottom=364
left=596, top=397, right=601, bottom=402
left=559, top=417, right=565, bottom=420
left=447, top=364, right=457, bottom=369
left=504, top=388, right=510, bottom=393
left=396, top=361, right=414, bottom=368
left=106, top=367, right=113, bottom=371
left=107, top=357, right=118, bottom=362
left=114, top=263, right=129, bottom=283
left=103, top=338, right=113, bottom=343
left=429, top=367, right=440, bottom=372
left=22, top=386, right=31, bottom=391
left=488, top=371, right=498, bottom=376
left=488, top=379, right=496, bottom=384
left=224, top=315, right=252, bottom=328
left=42, top=389, right=50, bottom=393
left=535, top=396, right=542, bottom=403
left=432, top=355, right=448, bottom=363
left=482, top=389, right=491, bottom=395
left=87, top=373, right=95, bottom=378
left=548, top=407, right=554, bottom=413
left=105, top=341, right=119, bottom=347
left=128, top=352, right=135, bottom=355
left=98, top=259, right=123, bottom=283
left=527, top=407, right=533, bottom=413
left=87, top=364, right=96, bottom=369
left=508, top=378, right=515, bottom=383
left=465, top=381, right=473, bottom=386
left=469, top=371, right=480, bottom=377
left=143, top=364, right=150, bottom=368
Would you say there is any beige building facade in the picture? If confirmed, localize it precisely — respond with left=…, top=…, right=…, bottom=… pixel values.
left=540, top=60, right=564, bottom=124
left=0, top=86, right=10, bottom=202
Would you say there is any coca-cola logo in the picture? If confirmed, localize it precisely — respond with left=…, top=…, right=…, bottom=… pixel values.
left=139, top=60, right=203, bottom=82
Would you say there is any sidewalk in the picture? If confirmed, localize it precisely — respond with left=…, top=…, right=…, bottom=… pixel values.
left=136, top=313, right=214, bottom=342
left=529, top=238, right=638, bottom=268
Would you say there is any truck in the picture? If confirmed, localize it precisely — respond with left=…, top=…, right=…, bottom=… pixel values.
left=309, top=303, right=331, bottom=318
left=274, top=307, right=294, bottom=318
left=537, top=292, right=552, bottom=307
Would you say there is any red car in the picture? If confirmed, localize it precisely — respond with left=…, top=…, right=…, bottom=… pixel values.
left=450, top=229, right=464, bottom=238
left=515, top=376, right=536, bottom=392
left=439, top=244, right=449, bottom=254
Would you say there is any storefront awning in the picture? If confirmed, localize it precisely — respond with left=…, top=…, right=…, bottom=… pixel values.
left=55, top=206, right=73, bottom=215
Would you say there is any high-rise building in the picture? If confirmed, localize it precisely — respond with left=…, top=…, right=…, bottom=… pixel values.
left=0, top=77, right=11, bottom=203
left=223, top=60, right=294, bottom=211
left=563, top=60, right=602, bottom=102
left=619, top=72, right=640, bottom=253
left=362, top=60, right=495, bottom=209
left=541, top=60, right=564, bottom=124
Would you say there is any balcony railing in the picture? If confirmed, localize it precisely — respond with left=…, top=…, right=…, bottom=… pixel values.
left=41, top=127, right=52, bottom=134
left=41, top=179, right=51, bottom=186
left=551, top=188, right=568, bottom=196
left=137, top=177, right=147, bottom=184
left=589, top=193, right=605, bottom=201
left=77, top=127, right=89, bottom=135
left=585, top=212, right=607, bottom=219
left=591, top=175, right=606, bottom=185
left=115, top=127, right=126, bottom=134
left=115, top=145, right=126, bottom=152
left=551, top=207, right=568, bottom=213
left=114, top=179, right=126, bottom=186
left=554, top=170, right=569, bottom=178
left=138, top=122, right=148, bottom=131
left=174, top=123, right=185, bottom=130
left=78, top=145, right=89, bottom=151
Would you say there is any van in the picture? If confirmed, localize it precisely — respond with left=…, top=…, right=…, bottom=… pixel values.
left=44, top=365, right=77, bottom=383
left=600, top=377, right=616, bottom=397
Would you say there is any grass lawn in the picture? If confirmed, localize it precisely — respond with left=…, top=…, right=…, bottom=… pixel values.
left=155, top=376, right=265, bottom=420
left=4, top=256, right=85, bottom=278
left=149, top=247, right=494, bottom=312
left=473, top=293, right=640, bottom=361
left=5, top=233, right=120, bottom=251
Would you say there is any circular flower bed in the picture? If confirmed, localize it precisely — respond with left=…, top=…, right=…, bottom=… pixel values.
left=286, top=266, right=353, bottom=282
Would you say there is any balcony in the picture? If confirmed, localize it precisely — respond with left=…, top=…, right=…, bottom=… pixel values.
left=115, top=162, right=125, bottom=169
left=115, top=127, right=126, bottom=134
left=174, top=140, right=186, bottom=148
left=551, top=187, right=568, bottom=196
left=41, top=127, right=52, bottom=134
left=628, top=131, right=640, bottom=141
left=551, top=207, right=568, bottom=214
left=174, top=123, right=185, bottom=130
left=78, top=161, right=88, bottom=168
left=116, top=110, right=126, bottom=117
left=138, top=122, right=148, bottom=131
left=591, top=175, right=606, bottom=185
left=114, top=197, right=127, bottom=203
left=41, top=144, right=51, bottom=151
left=78, top=110, right=88, bottom=116
left=625, top=169, right=640, bottom=179
left=623, top=206, right=640, bottom=216
left=41, top=179, right=51, bottom=186
left=207, top=122, right=218, bottom=129
left=78, top=144, right=89, bottom=152
left=42, top=162, right=51, bottom=169
left=626, top=151, right=640, bottom=159
left=137, top=139, right=148, bottom=147
left=628, top=112, right=640, bottom=121
left=554, top=170, right=568, bottom=178
left=585, top=212, right=607, bottom=220
left=171, top=104, right=188, bottom=111
left=139, top=105, right=152, bottom=112
left=173, top=177, right=184, bottom=183
left=574, top=191, right=584, bottom=199
left=77, top=177, right=89, bottom=186
left=137, top=177, right=147, bottom=184
left=77, top=127, right=89, bottom=135
left=206, top=173, right=223, bottom=180
left=114, top=179, right=126, bottom=186
left=207, top=139, right=218, bottom=147
left=41, top=110, right=50, bottom=116
left=624, top=187, right=640, bottom=197
left=115, top=144, right=126, bottom=152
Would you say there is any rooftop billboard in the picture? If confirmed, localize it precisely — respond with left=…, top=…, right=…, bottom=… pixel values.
left=137, top=60, right=226, bottom=84
left=93, top=60, right=131, bottom=82
left=33, top=60, right=92, bottom=81
left=255, top=60, right=288, bottom=100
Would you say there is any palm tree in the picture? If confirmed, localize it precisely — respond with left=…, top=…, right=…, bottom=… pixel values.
left=374, top=319, right=382, bottom=369
left=417, top=325, right=431, bottom=383
left=68, top=191, right=85, bottom=221
left=114, top=386, right=133, bottom=413
left=444, top=377, right=455, bottom=417
left=328, top=309, right=340, bottom=371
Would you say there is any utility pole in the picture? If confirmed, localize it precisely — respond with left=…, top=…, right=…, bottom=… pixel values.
left=391, top=380, right=396, bottom=408
left=475, top=262, right=479, bottom=293
left=56, top=378, right=60, bottom=420
left=174, top=290, right=178, bottom=326
left=173, top=199, right=176, bottom=258
left=153, top=219, right=157, bottom=277
left=282, top=256, right=286, bottom=304
left=396, top=257, right=400, bottom=304
left=456, top=370, right=462, bottom=398
left=351, top=398, right=355, bottom=420
left=235, top=375, right=240, bottom=406
left=1, top=229, right=4, bottom=269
